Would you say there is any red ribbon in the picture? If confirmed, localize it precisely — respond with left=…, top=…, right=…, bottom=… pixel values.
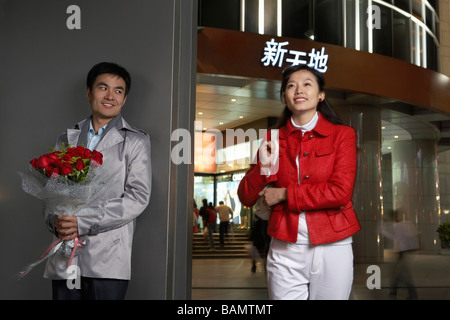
left=18, top=237, right=84, bottom=278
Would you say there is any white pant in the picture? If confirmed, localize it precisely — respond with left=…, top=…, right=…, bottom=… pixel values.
left=266, top=238, right=354, bottom=300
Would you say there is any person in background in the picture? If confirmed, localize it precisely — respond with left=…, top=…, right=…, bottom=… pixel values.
left=215, top=201, right=233, bottom=247
left=193, top=200, right=199, bottom=233
left=207, top=202, right=218, bottom=251
left=199, top=199, right=209, bottom=233
left=382, top=208, right=419, bottom=299
left=200, top=199, right=216, bottom=250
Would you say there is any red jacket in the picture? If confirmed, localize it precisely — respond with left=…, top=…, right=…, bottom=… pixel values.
left=238, top=114, right=360, bottom=245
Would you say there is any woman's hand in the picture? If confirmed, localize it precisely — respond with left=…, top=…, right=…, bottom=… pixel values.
left=259, top=187, right=287, bottom=207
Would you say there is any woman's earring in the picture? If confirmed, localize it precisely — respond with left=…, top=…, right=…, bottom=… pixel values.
left=319, top=98, right=323, bottom=102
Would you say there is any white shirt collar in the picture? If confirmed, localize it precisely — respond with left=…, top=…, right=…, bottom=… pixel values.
left=89, top=121, right=107, bottom=135
left=290, top=112, right=319, bottom=133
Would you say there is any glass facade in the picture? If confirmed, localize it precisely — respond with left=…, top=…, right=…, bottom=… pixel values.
left=196, top=0, right=447, bottom=256
left=198, top=0, right=440, bottom=70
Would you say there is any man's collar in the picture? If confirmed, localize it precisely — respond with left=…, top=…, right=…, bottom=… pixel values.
left=89, top=120, right=107, bottom=135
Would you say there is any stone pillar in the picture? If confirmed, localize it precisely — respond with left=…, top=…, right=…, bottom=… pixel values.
left=391, top=140, right=441, bottom=254
left=335, top=106, right=384, bottom=263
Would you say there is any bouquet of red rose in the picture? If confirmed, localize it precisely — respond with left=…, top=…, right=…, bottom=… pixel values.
left=18, top=143, right=111, bottom=278
left=29, top=143, right=103, bottom=182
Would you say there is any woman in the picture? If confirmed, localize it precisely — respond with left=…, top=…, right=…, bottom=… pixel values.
left=238, top=65, right=360, bottom=300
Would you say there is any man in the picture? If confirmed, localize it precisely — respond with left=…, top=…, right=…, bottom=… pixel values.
left=215, top=201, right=233, bottom=246
left=45, top=62, right=152, bottom=300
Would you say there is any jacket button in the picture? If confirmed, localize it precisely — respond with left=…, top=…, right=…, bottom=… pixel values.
left=303, top=152, right=309, bottom=157
left=304, top=175, right=310, bottom=179
left=309, top=135, right=314, bottom=139
left=339, top=206, right=345, bottom=210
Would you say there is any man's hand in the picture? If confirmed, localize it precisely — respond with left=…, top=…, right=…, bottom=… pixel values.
left=258, top=187, right=287, bottom=207
left=54, top=216, right=79, bottom=240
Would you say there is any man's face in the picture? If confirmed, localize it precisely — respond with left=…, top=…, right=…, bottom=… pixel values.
left=87, top=73, right=127, bottom=122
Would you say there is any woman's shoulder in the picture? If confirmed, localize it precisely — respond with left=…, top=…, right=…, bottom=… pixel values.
left=333, top=122, right=356, bottom=137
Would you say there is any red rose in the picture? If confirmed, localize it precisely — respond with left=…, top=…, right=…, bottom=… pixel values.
left=69, top=146, right=91, bottom=159
left=90, top=150, right=103, bottom=166
left=30, top=158, right=38, bottom=169
left=75, top=159, right=85, bottom=171
left=62, top=153, right=73, bottom=162
left=59, top=162, right=73, bottom=176
left=81, top=148, right=92, bottom=159
left=36, top=155, right=55, bottom=169
left=47, top=153, right=60, bottom=161
left=46, top=165, right=60, bottom=177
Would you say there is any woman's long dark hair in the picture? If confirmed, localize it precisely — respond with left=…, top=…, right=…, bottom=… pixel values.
left=277, top=65, right=343, bottom=128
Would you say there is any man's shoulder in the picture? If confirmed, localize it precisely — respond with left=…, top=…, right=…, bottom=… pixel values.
left=120, top=117, right=150, bottom=138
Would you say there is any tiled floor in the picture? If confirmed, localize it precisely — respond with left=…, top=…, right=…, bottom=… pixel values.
left=191, top=251, right=450, bottom=300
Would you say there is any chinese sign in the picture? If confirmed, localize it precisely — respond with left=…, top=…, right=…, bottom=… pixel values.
left=261, top=38, right=329, bottom=73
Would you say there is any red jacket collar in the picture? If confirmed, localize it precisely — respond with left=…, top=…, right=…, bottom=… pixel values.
left=279, top=112, right=334, bottom=139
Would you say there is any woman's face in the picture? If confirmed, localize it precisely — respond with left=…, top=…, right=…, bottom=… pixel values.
left=283, top=69, right=325, bottom=118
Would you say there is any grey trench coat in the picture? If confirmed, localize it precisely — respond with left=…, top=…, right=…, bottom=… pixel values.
left=43, top=116, right=152, bottom=280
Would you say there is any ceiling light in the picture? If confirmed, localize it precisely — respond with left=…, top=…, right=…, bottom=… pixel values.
left=231, top=98, right=237, bottom=102
left=394, top=135, right=399, bottom=139
left=198, top=112, right=203, bottom=115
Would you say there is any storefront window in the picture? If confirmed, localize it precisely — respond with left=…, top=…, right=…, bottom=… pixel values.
left=244, top=0, right=259, bottom=34
left=194, top=172, right=250, bottom=228
left=357, top=0, right=369, bottom=52
left=394, top=0, right=411, bottom=13
left=198, top=0, right=241, bottom=31
left=282, top=0, right=313, bottom=40
left=217, top=173, right=246, bottom=226
left=315, top=0, right=343, bottom=46
left=373, top=4, right=392, bottom=56
left=426, top=33, right=438, bottom=71
left=392, top=11, right=410, bottom=62
left=194, top=175, right=215, bottom=226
